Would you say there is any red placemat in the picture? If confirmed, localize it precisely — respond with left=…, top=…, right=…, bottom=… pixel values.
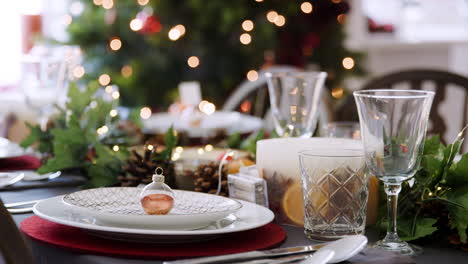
left=0, top=155, right=41, bottom=171
left=21, top=216, right=286, bottom=260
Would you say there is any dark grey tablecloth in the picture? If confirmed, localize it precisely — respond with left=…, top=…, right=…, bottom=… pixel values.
left=2, top=186, right=467, bottom=264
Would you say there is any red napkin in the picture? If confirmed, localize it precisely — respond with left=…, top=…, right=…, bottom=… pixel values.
left=0, top=155, right=41, bottom=171
left=21, top=216, right=286, bottom=260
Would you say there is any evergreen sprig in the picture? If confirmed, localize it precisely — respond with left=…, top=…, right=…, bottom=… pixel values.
left=20, top=82, right=132, bottom=187
left=377, top=129, right=468, bottom=245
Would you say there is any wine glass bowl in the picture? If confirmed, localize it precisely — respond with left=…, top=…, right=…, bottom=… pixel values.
left=265, top=71, right=327, bottom=138
left=354, top=89, right=434, bottom=255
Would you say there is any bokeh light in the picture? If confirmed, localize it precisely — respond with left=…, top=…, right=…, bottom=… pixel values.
left=138, top=0, right=150, bottom=6
left=121, top=65, right=133, bottom=78
left=72, top=66, right=85, bottom=78
left=240, top=33, right=252, bottom=45
left=130, top=18, right=143, bottom=31
left=342, top=57, right=355, bottom=70
left=246, top=70, right=258, bottom=81
left=331, top=87, right=344, bottom=99
left=109, top=38, right=122, bottom=51
left=140, top=107, right=152, bottom=119
left=98, top=74, right=111, bottom=86
left=102, top=0, right=113, bottom=9
left=301, top=2, right=313, bottom=14
left=187, top=56, right=200, bottom=68
left=242, top=20, right=254, bottom=31
left=266, top=11, right=278, bottom=23
left=274, top=15, right=286, bottom=27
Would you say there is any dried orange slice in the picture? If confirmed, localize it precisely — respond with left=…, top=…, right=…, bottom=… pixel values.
left=282, top=182, right=304, bottom=226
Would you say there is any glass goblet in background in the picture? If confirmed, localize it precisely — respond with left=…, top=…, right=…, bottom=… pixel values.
left=265, top=71, right=327, bottom=138
left=354, top=89, right=434, bottom=255
left=21, top=46, right=76, bottom=130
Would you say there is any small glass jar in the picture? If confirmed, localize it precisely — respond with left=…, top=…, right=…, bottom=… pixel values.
left=140, top=167, right=175, bottom=215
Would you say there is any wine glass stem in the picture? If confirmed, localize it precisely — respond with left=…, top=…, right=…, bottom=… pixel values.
left=384, top=182, right=402, bottom=242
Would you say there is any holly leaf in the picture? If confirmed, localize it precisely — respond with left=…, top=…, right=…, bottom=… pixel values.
left=423, top=135, right=443, bottom=156
left=446, top=153, right=468, bottom=186
left=37, top=115, right=88, bottom=174
left=446, top=186, right=468, bottom=242
left=67, top=82, right=98, bottom=115
left=398, top=218, right=438, bottom=241
left=226, top=132, right=241, bottom=149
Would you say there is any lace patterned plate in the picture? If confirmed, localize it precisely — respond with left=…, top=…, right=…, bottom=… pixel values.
left=63, top=187, right=242, bottom=230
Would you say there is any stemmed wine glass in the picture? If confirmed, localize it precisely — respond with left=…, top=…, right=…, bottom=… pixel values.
left=354, top=89, right=434, bottom=255
left=265, top=71, right=327, bottom=138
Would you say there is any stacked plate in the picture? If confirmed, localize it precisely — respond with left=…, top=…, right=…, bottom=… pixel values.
left=33, top=187, right=274, bottom=243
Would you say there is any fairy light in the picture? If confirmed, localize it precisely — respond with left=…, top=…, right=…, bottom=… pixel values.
left=246, top=70, right=258, bottom=81
left=172, top=152, right=180, bottom=161
left=112, top=145, right=119, bottom=151
left=255, top=0, right=263, bottom=2
left=105, top=85, right=113, bottom=93
left=109, top=37, right=122, bottom=51
left=331, top=87, right=344, bottom=99
left=342, top=57, right=355, bottom=70
left=266, top=11, right=278, bottom=23
left=147, top=144, right=154, bottom=151
left=168, top=28, right=181, bottom=41
left=175, top=24, right=186, bottom=35
left=130, top=18, right=143, bottom=31
left=93, top=0, right=103, bottom=5
left=332, top=0, right=342, bottom=3
left=197, top=148, right=205, bottom=155
left=200, top=101, right=216, bottom=115
left=112, top=91, right=120, bottom=99
left=98, top=74, right=111, bottom=86
left=301, top=2, right=313, bottom=14
left=337, top=14, right=346, bottom=24
left=428, top=192, right=433, bottom=196
left=102, top=0, right=113, bottom=9
left=110, top=109, right=118, bottom=117
left=72, top=66, right=85, bottom=78
left=175, top=146, right=183, bottom=153
left=140, top=107, right=152, bottom=119
left=121, top=65, right=133, bottom=78
left=63, top=14, right=72, bottom=26
left=437, top=186, right=442, bottom=191
left=240, top=100, right=251, bottom=112
left=205, top=144, right=214, bottom=151
left=240, top=33, right=252, bottom=45
left=242, top=20, right=254, bottom=31
left=97, top=125, right=109, bottom=135
left=138, top=0, right=150, bottom=5
left=274, top=15, right=286, bottom=27
left=187, top=56, right=200, bottom=68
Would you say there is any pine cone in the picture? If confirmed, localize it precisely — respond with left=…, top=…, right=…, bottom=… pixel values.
left=118, top=145, right=175, bottom=187
left=189, top=162, right=229, bottom=196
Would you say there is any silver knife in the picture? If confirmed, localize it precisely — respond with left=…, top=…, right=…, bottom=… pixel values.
left=163, top=244, right=325, bottom=264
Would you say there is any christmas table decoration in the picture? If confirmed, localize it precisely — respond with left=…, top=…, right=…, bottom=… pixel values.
left=375, top=129, right=468, bottom=250
left=20, top=82, right=144, bottom=187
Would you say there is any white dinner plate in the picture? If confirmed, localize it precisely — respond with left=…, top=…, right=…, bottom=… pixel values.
left=0, top=137, right=25, bottom=159
left=34, top=196, right=275, bottom=243
left=62, top=188, right=242, bottom=230
left=142, top=111, right=263, bottom=137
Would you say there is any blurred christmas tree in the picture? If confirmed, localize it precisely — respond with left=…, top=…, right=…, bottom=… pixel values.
left=68, top=0, right=364, bottom=108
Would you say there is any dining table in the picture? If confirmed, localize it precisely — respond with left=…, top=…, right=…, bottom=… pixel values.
left=2, top=184, right=468, bottom=264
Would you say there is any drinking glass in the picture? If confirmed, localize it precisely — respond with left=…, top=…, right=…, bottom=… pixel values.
left=320, top=121, right=361, bottom=139
left=265, top=71, right=327, bottom=137
left=354, top=89, right=434, bottom=255
left=299, top=148, right=368, bottom=241
left=21, top=46, right=78, bottom=130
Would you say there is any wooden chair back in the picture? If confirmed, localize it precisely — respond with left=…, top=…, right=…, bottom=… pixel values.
left=339, top=69, right=468, bottom=150
left=0, top=199, right=35, bottom=264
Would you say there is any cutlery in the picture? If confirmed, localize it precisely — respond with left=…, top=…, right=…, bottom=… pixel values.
left=5, top=199, right=43, bottom=214
left=5, top=199, right=43, bottom=208
left=22, top=171, right=62, bottom=181
left=298, top=249, right=334, bottom=264
left=238, top=235, right=368, bottom=264
left=164, top=235, right=368, bottom=264
left=163, top=244, right=325, bottom=264
left=0, top=172, right=25, bottom=188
